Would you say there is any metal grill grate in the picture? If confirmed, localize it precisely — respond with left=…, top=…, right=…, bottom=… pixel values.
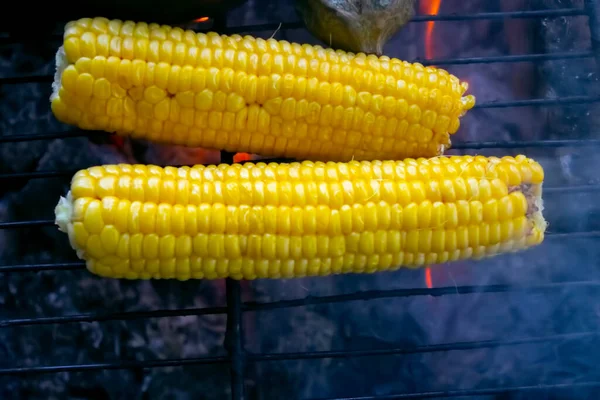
left=1, top=2, right=600, bottom=399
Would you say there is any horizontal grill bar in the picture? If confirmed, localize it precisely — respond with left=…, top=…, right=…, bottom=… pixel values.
left=1, top=280, right=598, bottom=327
left=2, top=331, right=597, bottom=376
left=244, top=280, right=600, bottom=312
left=0, top=356, right=229, bottom=376
left=2, top=129, right=600, bottom=149
left=544, top=185, right=600, bottom=194
left=0, top=261, right=85, bottom=273
left=412, top=8, right=587, bottom=21
left=0, top=8, right=587, bottom=46
left=451, top=139, right=600, bottom=149
left=314, top=381, right=600, bottom=400
left=249, top=331, right=600, bottom=362
left=474, top=95, right=600, bottom=108
left=0, top=139, right=600, bottom=181
left=546, top=231, right=600, bottom=239
left=421, top=50, right=594, bottom=66
left=222, top=8, right=587, bottom=34
left=0, top=7, right=583, bottom=46
left=0, top=305, right=227, bottom=328
left=0, top=75, right=53, bottom=85
left=0, top=220, right=55, bottom=229
left=0, top=169, right=78, bottom=181
left=0, top=131, right=93, bottom=143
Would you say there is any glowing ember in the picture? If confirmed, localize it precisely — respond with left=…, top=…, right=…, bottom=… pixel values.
left=421, top=0, right=441, bottom=60
left=109, top=134, right=125, bottom=149
left=233, top=152, right=252, bottom=163
left=194, top=16, right=210, bottom=23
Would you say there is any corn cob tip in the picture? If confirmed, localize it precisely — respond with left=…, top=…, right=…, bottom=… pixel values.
left=529, top=183, right=547, bottom=236
left=50, top=46, right=72, bottom=124
left=55, top=191, right=88, bottom=260
left=51, top=46, right=67, bottom=103
left=54, top=192, right=72, bottom=234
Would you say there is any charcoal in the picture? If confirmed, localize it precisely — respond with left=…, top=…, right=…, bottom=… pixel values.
left=535, top=0, right=600, bottom=140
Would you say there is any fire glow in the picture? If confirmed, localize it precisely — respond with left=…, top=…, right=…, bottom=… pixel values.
left=421, top=0, right=442, bottom=287
left=422, top=0, right=441, bottom=60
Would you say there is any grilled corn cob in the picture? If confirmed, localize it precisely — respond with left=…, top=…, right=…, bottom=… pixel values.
left=50, top=17, right=475, bottom=162
left=55, top=155, right=546, bottom=280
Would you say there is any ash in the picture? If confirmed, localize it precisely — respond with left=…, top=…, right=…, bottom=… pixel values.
left=1, top=0, right=600, bottom=399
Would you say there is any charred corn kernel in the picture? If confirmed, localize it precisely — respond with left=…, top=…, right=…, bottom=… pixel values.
left=55, top=155, right=546, bottom=280
left=51, top=17, right=475, bottom=161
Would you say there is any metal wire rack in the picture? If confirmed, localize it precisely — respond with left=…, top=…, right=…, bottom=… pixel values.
left=1, top=1, right=600, bottom=399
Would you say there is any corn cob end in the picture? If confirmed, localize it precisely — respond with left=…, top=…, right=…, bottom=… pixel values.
left=54, top=192, right=71, bottom=233
left=525, top=181, right=547, bottom=246
left=50, top=46, right=75, bottom=126
left=55, top=191, right=88, bottom=262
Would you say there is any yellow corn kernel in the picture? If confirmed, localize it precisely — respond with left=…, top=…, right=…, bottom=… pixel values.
left=55, top=155, right=546, bottom=280
left=51, top=17, right=475, bottom=161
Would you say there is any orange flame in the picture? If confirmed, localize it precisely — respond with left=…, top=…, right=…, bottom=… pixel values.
left=194, top=16, right=210, bottom=23
left=425, top=266, right=433, bottom=288
left=421, top=0, right=441, bottom=289
left=422, top=0, right=442, bottom=60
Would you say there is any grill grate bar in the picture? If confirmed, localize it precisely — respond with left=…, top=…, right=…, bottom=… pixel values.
left=2, top=281, right=598, bottom=327
left=421, top=50, right=594, bottom=65
left=0, top=131, right=97, bottom=143
left=1, top=331, right=597, bottom=377
left=545, top=184, right=600, bottom=194
left=249, top=331, right=600, bottom=362
left=225, top=279, right=246, bottom=400
left=0, top=75, right=54, bottom=85
left=313, top=381, right=600, bottom=400
left=1, top=131, right=600, bottom=148
left=451, top=139, right=600, bottom=149
left=412, top=8, right=587, bottom=21
left=585, top=0, right=600, bottom=64
left=0, top=138, right=599, bottom=182
left=0, top=7, right=584, bottom=46
left=0, top=169, right=78, bottom=181
left=0, top=220, right=55, bottom=229
left=0, top=261, right=85, bottom=273
left=221, top=8, right=587, bottom=34
left=244, top=281, right=600, bottom=312
left=0, top=356, right=230, bottom=376
left=474, top=95, right=600, bottom=108
left=0, top=306, right=227, bottom=328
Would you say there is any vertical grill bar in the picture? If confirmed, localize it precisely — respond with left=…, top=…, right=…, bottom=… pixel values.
left=585, top=0, right=600, bottom=65
left=220, top=147, right=246, bottom=399
left=225, top=279, right=246, bottom=400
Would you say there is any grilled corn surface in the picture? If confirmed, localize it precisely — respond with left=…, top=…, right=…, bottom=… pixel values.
left=51, top=17, right=475, bottom=161
left=55, top=155, right=546, bottom=280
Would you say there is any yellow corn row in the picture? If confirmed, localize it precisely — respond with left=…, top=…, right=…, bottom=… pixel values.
left=50, top=17, right=475, bottom=162
left=55, top=155, right=546, bottom=280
